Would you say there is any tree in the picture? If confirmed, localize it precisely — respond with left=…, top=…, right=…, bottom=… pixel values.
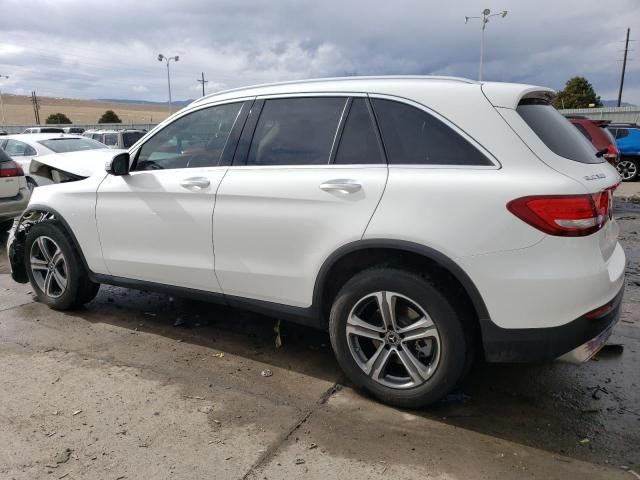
left=98, top=110, right=122, bottom=123
left=45, top=112, right=72, bottom=124
left=553, top=77, right=602, bottom=109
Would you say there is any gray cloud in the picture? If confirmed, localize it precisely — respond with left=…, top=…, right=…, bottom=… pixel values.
left=0, top=0, right=638, bottom=104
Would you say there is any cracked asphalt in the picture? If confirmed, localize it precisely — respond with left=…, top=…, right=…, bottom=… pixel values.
left=0, top=194, right=638, bottom=479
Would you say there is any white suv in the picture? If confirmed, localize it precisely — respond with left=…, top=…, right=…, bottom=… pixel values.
left=7, top=77, right=625, bottom=408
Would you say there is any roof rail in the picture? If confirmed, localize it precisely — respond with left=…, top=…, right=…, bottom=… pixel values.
left=191, top=75, right=477, bottom=105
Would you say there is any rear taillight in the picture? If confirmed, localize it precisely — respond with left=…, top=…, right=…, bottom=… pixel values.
left=603, top=144, right=619, bottom=164
left=507, top=190, right=613, bottom=237
left=0, top=160, right=24, bottom=177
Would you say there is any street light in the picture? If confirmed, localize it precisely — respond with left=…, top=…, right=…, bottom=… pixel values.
left=158, top=54, right=179, bottom=114
left=0, top=74, right=8, bottom=127
left=464, top=9, right=508, bottom=81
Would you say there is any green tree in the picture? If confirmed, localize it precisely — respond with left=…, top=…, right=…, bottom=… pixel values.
left=98, top=110, right=122, bottom=123
left=553, top=77, right=602, bottom=109
left=45, top=112, right=72, bottom=124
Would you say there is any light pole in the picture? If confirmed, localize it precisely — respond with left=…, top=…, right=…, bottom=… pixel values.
left=465, top=9, right=508, bottom=81
left=158, top=54, right=179, bottom=114
left=0, top=74, right=8, bottom=127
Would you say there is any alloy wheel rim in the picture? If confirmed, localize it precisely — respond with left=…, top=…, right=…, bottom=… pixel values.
left=617, top=160, right=637, bottom=181
left=30, top=236, right=68, bottom=299
left=346, top=291, right=441, bottom=389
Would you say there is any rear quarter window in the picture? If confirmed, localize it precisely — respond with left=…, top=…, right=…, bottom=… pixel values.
left=517, top=103, right=603, bottom=164
left=372, top=99, right=491, bottom=166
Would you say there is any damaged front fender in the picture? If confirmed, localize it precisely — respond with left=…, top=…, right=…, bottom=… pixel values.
left=7, top=210, right=55, bottom=284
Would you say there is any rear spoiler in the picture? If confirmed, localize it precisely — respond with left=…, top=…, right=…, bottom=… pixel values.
left=481, top=83, right=555, bottom=109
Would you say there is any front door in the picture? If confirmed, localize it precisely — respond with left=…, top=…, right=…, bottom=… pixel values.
left=96, top=101, right=249, bottom=292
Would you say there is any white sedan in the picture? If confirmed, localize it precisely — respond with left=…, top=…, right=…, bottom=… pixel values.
left=0, top=134, right=109, bottom=189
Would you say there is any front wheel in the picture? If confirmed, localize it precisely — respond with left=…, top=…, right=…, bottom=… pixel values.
left=617, top=157, right=639, bottom=181
left=329, top=268, right=470, bottom=408
left=24, top=221, right=100, bottom=309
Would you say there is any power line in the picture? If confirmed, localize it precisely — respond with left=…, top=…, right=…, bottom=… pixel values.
left=197, top=72, right=208, bottom=97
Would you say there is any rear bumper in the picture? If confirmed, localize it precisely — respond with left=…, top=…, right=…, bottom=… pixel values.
left=0, top=190, right=30, bottom=221
left=481, top=284, right=624, bottom=362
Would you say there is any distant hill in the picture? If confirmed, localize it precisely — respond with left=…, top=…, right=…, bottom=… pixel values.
left=601, top=99, right=636, bottom=107
left=97, top=98, right=195, bottom=108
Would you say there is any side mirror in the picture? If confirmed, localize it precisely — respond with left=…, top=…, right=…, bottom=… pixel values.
left=106, top=152, right=130, bottom=176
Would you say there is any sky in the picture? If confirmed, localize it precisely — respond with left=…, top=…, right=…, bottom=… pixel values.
left=0, top=0, right=639, bottom=105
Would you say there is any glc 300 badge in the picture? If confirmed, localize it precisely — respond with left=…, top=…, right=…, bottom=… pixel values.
left=584, top=173, right=606, bottom=180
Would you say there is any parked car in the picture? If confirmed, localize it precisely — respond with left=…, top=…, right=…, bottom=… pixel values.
left=63, top=127, right=85, bottom=135
left=607, top=123, right=640, bottom=181
left=22, top=127, right=65, bottom=134
left=7, top=77, right=624, bottom=408
left=567, top=116, right=619, bottom=166
left=0, top=130, right=8, bottom=136
left=0, top=134, right=109, bottom=189
left=0, top=146, right=30, bottom=231
left=83, top=129, right=146, bottom=149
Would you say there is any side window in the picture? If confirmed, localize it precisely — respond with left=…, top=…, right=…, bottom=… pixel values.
left=92, top=134, right=104, bottom=142
left=372, top=99, right=491, bottom=166
left=334, top=99, right=384, bottom=165
left=246, top=97, right=346, bottom=166
left=4, top=140, right=29, bottom=156
left=616, top=128, right=629, bottom=139
left=135, top=102, right=243, bottom=171
left=103, top=133, right=118, bottom=146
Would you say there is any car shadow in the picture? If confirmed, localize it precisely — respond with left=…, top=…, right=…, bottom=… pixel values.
left=61, top=283, right=639, bottom=470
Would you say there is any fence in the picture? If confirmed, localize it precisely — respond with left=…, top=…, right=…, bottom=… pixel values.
left=0, top=123, right=158, bottom=135
left=559, top=106, right=640, bottom=124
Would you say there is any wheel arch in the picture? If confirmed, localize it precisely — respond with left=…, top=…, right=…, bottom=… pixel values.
left=312, top=240, right=491, bottom=328
left=10, top=205, right=92, bottom=282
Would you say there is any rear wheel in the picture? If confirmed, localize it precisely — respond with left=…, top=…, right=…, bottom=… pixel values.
left=25, top=221, right=100, bottom=309
left=617, top=157, right=639, bottom=181
left=27, top=177, right=38, bottom=191
left=329, top=268, right=470, bottom=408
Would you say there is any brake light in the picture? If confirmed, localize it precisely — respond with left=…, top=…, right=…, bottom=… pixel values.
left=603, top=144, right=619, bottom=164
left=507, top=190, right=612, bottom=236
left=0, top=160, right=24, bottom=177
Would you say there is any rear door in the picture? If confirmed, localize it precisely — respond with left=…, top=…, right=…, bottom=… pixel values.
left=213, top=95, right=388, bottom=307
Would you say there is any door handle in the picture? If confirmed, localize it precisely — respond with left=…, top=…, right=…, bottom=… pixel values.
left=180, top=177, right=211, bottom=191
left=319, top=179, right=362, bottom=194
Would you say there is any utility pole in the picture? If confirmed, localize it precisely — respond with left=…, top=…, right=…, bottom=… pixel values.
left=197, top=72, right=208, bottom=97
left=0, top=74, right=8, bottom=126
left=617, top=28, right=631, bottom=107
left=31, top=91, right=41, bottom=124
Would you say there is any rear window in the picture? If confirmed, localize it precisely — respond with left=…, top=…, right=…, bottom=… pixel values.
left=40, top=128, right=65, bottom=133
left=517, top=103, right=603, bottom=164
left=38, top=138, right=106, bottom=153
left=122, top=131, right=145, bottom=148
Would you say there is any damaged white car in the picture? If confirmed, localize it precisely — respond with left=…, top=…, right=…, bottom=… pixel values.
left=30, top=148, right=126, bottom=186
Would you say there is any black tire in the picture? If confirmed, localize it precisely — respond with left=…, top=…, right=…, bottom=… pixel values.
left=329, top=268, right=469, bottom=409
left=0, top=219, right=14, bottom=231
left=26, top=177, right=38, bottom=191
left=617, top=157, right=639, bottom=182
left=24, top=221, right=100, bottom=310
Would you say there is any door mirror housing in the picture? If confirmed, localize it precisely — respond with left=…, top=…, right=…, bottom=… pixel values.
left=106, top=152, right=130, bottom=176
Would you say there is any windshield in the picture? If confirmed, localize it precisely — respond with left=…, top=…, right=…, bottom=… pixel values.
left=517, top=103, right=604, bottom=164
left=38, top=137, right=106, bottom=153
left=122, top=131, right=145, bottom=148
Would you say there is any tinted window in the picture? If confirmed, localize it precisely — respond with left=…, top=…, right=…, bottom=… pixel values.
left=103, top=133, right=118, bottom=146
left=122, top=131, right=144, bottom=148
left=615, top=128, right=629, bottom=139
left=0, top=147, right=11, bottom=163
left=334, top=99, right=384, bottom=165
left=38, top=138, right=106, bottom=153
left=247, top=97, right=346, bottom=166
left=517, top=103, right=602, bottom=164
left=372, top=99, right=491, bottom=166
left=40, top=127, right=64, bottom=133
left=573, top=123, right=591, bottom=141
left=92, top=134, right=104, bottom=142
left=135, top=102, right=243, bottom=171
